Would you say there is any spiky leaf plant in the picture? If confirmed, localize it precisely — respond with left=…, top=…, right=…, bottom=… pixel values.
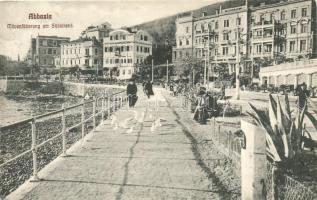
left=248, top=94, right=316, bottom=168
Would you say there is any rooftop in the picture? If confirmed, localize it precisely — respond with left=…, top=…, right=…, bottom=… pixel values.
left=36, top=35, right=70, bottom=40
left=61, top=37, right=100, bottom=45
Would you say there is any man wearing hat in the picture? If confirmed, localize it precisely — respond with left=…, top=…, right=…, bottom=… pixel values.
left=127, top=79, right=138, bottom=107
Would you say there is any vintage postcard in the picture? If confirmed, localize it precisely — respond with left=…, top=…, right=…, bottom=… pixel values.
left=0, top=0, right=317, bottom=199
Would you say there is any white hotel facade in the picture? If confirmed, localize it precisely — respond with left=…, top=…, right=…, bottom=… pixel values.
left=60, top=38, right=102, bottom=70
left=103, top=29, right=152, bottom=80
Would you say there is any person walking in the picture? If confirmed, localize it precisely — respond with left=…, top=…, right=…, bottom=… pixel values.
left=127, top=79, right=138, bottom=107
left=144, top=80, right=154, bottom=99
left=297, top=82, right=309, bottom=113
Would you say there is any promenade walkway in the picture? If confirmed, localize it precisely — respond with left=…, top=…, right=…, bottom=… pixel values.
left=7, top=89, right=221, bottom=200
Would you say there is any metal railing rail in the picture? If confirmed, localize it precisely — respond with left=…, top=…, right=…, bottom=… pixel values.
left=0, top=90, right=127, bottom=182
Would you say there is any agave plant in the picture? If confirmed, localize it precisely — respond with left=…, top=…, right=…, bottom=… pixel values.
left=248, top=94, right=316, bottom=167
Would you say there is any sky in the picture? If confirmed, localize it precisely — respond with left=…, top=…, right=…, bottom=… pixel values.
left=0, top=0, right=217, bottom=60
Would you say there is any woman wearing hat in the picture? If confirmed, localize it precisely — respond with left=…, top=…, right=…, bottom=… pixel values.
left=193, top=89, right=208, bottom=124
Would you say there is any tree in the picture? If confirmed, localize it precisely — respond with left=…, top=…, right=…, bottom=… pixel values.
left=31, top=64, right=40, bottom=75
left=135, top=55, right=153, bottom=81
left=175, top=55, right=203, bottom=85
left=0, top=58, right=30, bottom=76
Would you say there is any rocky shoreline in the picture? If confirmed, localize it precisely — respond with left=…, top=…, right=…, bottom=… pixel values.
left=0, top=108, right=105, bottom=197
left=0, top=90, right=113, bottom=197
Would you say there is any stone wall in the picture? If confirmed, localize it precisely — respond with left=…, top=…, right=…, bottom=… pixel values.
left=0, top=80, right=125, bottom=96
left=0, top=80, right=26, bottom=92
left=63, top=82, right=125, bottom=97
left=0, top=80, right=7, bottom=92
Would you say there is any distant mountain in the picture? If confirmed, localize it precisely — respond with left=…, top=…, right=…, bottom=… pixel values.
left=130, top=0, right=281, bottom=45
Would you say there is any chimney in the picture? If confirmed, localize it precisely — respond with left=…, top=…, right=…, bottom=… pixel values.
left=219, top=5, right=222, bottom=14
left=202, top=11, right=207, bottom=17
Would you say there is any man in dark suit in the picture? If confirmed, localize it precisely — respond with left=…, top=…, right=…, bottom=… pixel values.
left=144, top=80, right=154, bottom=99
left=127, top=79, right=138, bottom=107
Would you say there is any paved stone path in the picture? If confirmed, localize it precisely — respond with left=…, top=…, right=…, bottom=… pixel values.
left=7, top=89, right=221, bottom=200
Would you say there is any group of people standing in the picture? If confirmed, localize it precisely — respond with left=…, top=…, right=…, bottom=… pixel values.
left=192, top=87, right=219, bottom=124
left=127, top=79, right=220, bottom=125
left=126, top=79, right=154, bottom=107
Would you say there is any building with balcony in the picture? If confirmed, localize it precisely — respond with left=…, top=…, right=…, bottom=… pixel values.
left=173, top=5, right=249, bottom=77
left=103, top=28, right=152, bottom=80
left=173, top=14, right=195, bottom=64
left=81, top=22, right=112, bottom=42
left=27, top=35, right=70, bottom=68
left=250, top=0, right=315, bottom=62
left=172, top=0, right=317, bottom=80
left=60, top=37, right=102, bottom=70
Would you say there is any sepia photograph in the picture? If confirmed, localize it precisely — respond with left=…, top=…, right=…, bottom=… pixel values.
left=0, top=0, right=317, bottom=199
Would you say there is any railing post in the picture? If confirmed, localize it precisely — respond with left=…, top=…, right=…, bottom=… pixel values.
left=272, top=165, right=277, bottom=200
left=30, top=113, right=39, bottom=181
left=81, top=99, right=85, bottom=141
left=212, top=117, right=215, bottom=138
left=108, top=94, right=111, bottom=118
left=155, top=97, right=158, bottom=119
left=127, top=94, right=130, bottom=109
left=93, top=96, right=96, bottom=131
left=101, top=95, right=105, bottom=123
left=218, top=123, right=221, bottom=143
left=241, top=120, right=267, bottom=200
left=228, top=131, right=232, bottom=156
left=114, top=95, right=117, bottom=111
left=180, top=95, right=183, bottom=108
left=120, top=96, right=123, bottom=108
left=61, top=104, right=67, bottom=157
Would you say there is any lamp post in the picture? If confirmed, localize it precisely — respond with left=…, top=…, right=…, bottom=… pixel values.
left=166, top=59, right=169, bottom=83
left=151, top=58, right=154, bottom=82
left=204, top=50, right=207, bottom=86
left=203, top=28, right=210, bottom=88
left=236, top=27, right=241, bottom=100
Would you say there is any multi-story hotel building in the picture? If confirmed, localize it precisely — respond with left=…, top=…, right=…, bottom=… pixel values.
left=27, top=35, right=70, bottom=68
left=81, top=22, right=112, bottom=42
left=173, top=0, right=317, bottom=78
left=60, top=37, right=102, bottom=70
left=103, top=28, right=152, bottom=80
left=58, top=22, right=111, bottom=71
left=250, top=0, right=315, bottom=61
left=173, top=5, right=249, bottom=76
